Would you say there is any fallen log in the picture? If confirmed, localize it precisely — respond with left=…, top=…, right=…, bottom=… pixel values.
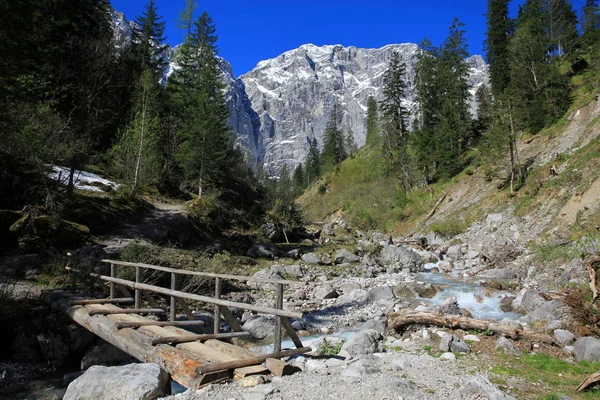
left=577, top=371, right=600, bottom=392
left=388, top=311, right=555, bottom=344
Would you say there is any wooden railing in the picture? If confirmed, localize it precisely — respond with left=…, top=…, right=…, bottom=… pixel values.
left=67, top=258, right=306, bottom=354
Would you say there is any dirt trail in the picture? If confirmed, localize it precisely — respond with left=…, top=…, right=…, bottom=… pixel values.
left=97, top=200, right=189, bottom=254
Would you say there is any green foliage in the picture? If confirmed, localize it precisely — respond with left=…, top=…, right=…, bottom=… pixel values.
left=132, top=0, right=168, bottom=79
left=428, top=219, right=467, bottom=238
left=485, top=0, right=512, bottom=96
left=322, top=102, right=346, bottom=170
left=317, top=339, right=345, bottom=356
left=381, top=51, right=412, bottom=192
left=365, top=96, right=380, bottom=146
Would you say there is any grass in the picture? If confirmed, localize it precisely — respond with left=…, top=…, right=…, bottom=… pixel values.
left=317, top=339, right=345, bottom=356
left=490, top=353, right=600, bottom=399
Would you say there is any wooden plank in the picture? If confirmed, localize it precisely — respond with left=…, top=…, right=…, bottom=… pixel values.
left=115, top=320, right=205, bottom=329
left=177, top=298, right=195, bottom=321
left=274, top=283, right=283, bottom=354
left=88, top=308, right=165, bottom=316
left=100, top=259, right=303, bottom=286
left=178, top=342, right=240, bottom=364
left=196, top=347, right=312, bottom=375
left=66, top=267, right=304, bottom=319
left=577, top=371, right=600, bottom=392
left=265, top=358, right=301, bottom=377
left=281, top=317, right=304, bottom=349
left=151, top=332, right=251, bottom=346
left=69, top=298, right=134, bottom=306
left=234, top=366, right=269, bottom=380
left=203, top=339, right=258, bottom=360
left=214, top=277, right=221, bottom=334
left=220, top=306, right=243, bottom=332
left=41, top=291, right=210, bottom=389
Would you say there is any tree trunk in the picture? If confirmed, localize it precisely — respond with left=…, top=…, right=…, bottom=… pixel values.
left=132, top=84, right=148, bottom=194
left=388, top=311, right=555, bottom=343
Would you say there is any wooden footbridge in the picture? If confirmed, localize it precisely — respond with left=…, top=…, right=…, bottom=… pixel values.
left=43, top=258, right=311, bottom=389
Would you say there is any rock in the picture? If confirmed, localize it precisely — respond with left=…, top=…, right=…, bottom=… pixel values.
left=314, top=285, right=339, bottom=300
left=522, top=300, right=565, bottom=323
left=463, top=334, right=480, bottom=342
left=415, top=250, right=438, bottom=263
left=248, top=267, right=284, bottom=291
left=380, top=245, right=423, bottom=273
left=460, top=308, right=473, bottom=318
left=391, top=358, right=412, bottom=371
left=291, top=320, right=305, bottom=331
left=451, top=339, right=471, bottom=354
left=414, top=284, right=439, bottom=299
left=499, top=296, right=515, bottom=312
left=360, top=320, right=386, bottom=334
left=440, top=352, right=456, bottom=361
left=37, top=332, right=70, bottom=367
left=334, top=248, right=360, bottom=264
left=446, top=245, right=462, bottom=260
left=574, top=337, right=600, bottom=362
left=284, top=264, right=303, bottom=278
left=340, top=330, right=382, bottom=358
left=513, top=288, right=545, bottom=313
left=393, top=284, right=418, bottom=299
left=495, top=337, right=522, bottom=356
left=486, top=213, right=504, bottom=224
left=554, top=330, right=575, bottom=347
left=466, top=250, right=480, bottom=260
left=305, top=358, right=328, bottom=373
left=546, top=320, right=563, bottom=330
left=439, top=334, right=457, bottom=352
left=63, top=363, right=169, bottom=400
left=320, top=253, right=332, bottom=265
left=292, top=289, right=307, bottom=300
left=366, top=286, right=395, bottom=303
left=246, top=244, right=280, bottom=259
left=301, top=253, right=320, bottom=264
left=239, top=375, right=268, bottom=388
left=460, top=375, right=517, bottom=400
left=243, top=316, right=274, bottom=340
left=81, top=340, right=133, bottom=370
left=442, top=297, right=461, bottom=315
left=0, top=254, right=41, bottom=278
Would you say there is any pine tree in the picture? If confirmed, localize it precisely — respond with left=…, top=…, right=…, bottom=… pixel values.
left=485, top=0, right=512, bottom=96
left=322, top=102, right=345, bottom=169
left=177, top=0, right=198, bottom=38
left=292, top=164, right=305, bottom=192
left=473, top=84, right=493, bottom=136
left=305, top=138, right=321, bottom=186
left=133, top=0, right=168, bottom=80
left=546, top=0, right=579, bottom=57
left=171, top=11, right=232, bottom=196
left=365, top=96, right=380, bottom=145
left=381, top=51, right=412, bottom=192
left=345, top=127, right=358, bottom=157
left=581, top=0, right=600, bottom=46
left=436, top=18, right=472, bottom=176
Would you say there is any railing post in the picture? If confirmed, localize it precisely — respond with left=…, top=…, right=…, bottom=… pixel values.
left=109, top=263, right=115, bottom=299
left=274, top=283, right=283, bottom=354
left=134, top=266, right=141, bottom=309
left=170, top=272, right=176, bottom=322
left=214, top=277, right=221, bottom=334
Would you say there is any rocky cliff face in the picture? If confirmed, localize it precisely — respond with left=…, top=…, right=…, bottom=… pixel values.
left=109, top=11, right=489, bottom=176
left=237, top=44, right=489, bottom=175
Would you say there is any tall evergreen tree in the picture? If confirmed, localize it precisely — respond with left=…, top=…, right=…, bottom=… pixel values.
left=485, top=0, right=513, bottom=96
left=171, top=11, right=233, bottom=196
left=581, top=0, right=600, bottom=46
left=436, top=18, right=472, bottom=176
left=365, top=96, right=380, bottom=145
left=322, top=102, right=346, bottom=168
left=381, top=51, right=412, bottom=192
left=546, top=0, right=579, bottom=57
left=305, top=138, right=321, bottom=186
left=133, top=0, right=168, bottom=80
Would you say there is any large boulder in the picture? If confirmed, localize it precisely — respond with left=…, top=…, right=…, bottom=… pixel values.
left=340, top=330, right=382, bottom=358
left=366, top=286, right=395, bottom=303
left=334, top=248, right=360, bottom=264
left=512, top=288, right=545, bottom=314
left=495, top=337, right=522, bottom=356
left=380, top=245, right=423, bottom=273
left=63, top=363, right=169, bottom=400
left=81, top=340, right=134, bottom=370
left=460, top=375, right=517, bottom=400
left=574, top=337, right=600, bottom=362
left=242, top=316, right=275, bottom=340
left=301, top=252, right=320, bottom=264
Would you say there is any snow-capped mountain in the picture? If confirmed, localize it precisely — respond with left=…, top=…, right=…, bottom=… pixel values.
left=109, top=11, right=489, bottom=176
left=238, top=44, right=489, bottom=175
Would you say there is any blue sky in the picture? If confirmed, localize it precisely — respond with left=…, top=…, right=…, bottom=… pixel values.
left=110, top=0, right=587, bottom=78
